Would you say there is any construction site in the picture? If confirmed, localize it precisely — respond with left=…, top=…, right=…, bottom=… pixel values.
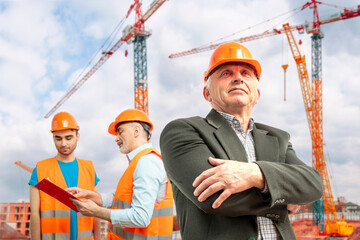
left=1, top=0, right=360, bottom=239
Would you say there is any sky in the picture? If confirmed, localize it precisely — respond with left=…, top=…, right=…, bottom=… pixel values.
left=0, top=0, right=359, bottom=206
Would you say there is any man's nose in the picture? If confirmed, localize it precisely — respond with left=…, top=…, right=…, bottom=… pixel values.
left=233, top=74, right=244, bottom=84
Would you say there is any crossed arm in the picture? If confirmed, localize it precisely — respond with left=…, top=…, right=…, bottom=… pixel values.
left=193, top=157, right=301, bottom=213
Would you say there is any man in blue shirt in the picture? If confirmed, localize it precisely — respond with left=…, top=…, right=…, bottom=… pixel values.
left=29, top=112, right=100, bottom=240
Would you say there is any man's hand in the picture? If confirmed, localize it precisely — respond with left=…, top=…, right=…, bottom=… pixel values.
left=193, top=157, right=265, bottom=209
left=287, top=204, right=301, bottom=214
left=66, top=187, right=103, bottom=206
left=71, top=198, right=111, bottom=221
left=66, top=187, right=91, bottom=198
left=71, top=198, right=99, bottom=216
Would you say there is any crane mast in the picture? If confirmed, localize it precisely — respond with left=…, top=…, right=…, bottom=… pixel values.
left=133, top=0, right=149, bottom=115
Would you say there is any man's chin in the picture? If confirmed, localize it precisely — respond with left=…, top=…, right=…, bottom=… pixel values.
left=60, top=150, right=72, bottom=156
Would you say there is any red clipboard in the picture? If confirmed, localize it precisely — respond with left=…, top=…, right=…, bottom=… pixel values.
left=35, top=178, right=80, bottom=212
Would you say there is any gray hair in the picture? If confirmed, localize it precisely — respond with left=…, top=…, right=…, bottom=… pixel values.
left=138, top=122, right=152, bottom=141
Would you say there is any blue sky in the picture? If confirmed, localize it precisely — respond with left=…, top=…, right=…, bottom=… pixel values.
left=0, top=0, right=359, bottom=206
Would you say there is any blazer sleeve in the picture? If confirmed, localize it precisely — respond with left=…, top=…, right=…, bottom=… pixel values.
left=160, top=118, right=287, bottom=218
left=253, top=124, right=323, bottom=208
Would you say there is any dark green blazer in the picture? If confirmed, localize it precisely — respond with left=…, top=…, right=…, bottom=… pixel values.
left=160, top=109, right=323, bottom=240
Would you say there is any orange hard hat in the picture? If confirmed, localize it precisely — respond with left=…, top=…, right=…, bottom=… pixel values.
left=108, top=109, right=153, bottom=136
left=51, top=112, right=80, bottom=132
left=204, top=42, right=262, bottom=82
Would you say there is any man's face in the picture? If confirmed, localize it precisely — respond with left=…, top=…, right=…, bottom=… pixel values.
left=115, top=123, right=135, bottom=154
left=203, top=63, right=260, bottom=112
left=53, top=129, right=79, bottom=156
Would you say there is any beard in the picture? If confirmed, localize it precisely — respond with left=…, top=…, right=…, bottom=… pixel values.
left=57, top=144, right=76, bottom=156
left=118, top=142, right=130, bottom=154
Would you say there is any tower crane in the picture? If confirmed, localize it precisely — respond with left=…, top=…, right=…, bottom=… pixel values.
left=169, top=1, right=359, bottom=237
left=44, top=0, right=167, bottom=118
left=282, top=21, right=353, bottom=237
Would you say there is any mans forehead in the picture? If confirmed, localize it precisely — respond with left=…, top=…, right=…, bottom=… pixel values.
left=53, top=129, right=76, bottom=137
left=217, top=62, right=253, bottom=71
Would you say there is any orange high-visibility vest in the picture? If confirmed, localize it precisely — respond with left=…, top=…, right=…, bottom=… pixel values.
left=108, top=148, right=173, bottom=240
left=37, top=157, right=95, bottom=240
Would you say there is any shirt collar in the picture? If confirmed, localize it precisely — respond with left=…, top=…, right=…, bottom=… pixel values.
left=127, top=142, right=153, bottom=162
left=216, top=110, right=254, bottom=133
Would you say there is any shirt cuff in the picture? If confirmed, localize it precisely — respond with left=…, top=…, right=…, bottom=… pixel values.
left=261, top=181, right=269, bottom=194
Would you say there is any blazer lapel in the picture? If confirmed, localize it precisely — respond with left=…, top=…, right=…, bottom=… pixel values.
left=206, top=109, right=248, bottom=162
left=252, top=124, right=279, bottom=162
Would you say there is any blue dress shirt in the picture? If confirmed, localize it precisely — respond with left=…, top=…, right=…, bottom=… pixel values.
left=101, top=143, right=168, bottom=228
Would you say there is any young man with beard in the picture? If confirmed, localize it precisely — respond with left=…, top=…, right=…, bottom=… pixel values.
left=29, top=112, right=100, bottom=240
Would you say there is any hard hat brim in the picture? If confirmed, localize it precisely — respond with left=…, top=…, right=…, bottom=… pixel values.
left=108, top=121, right=117, bottom=136
left=204, top=58, right=262, bottom=82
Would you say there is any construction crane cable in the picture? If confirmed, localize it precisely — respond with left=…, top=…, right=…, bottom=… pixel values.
left=323, top=142, right=339, bottom=200
left=68, top=15, right=129, bottom=91
left=268, top=7, right=306, bottom=34
left=197, top=6, right=303, bottom=49
left=103, top=16, right=129, bottom=51
left=321, top=3, right=349, bottom=10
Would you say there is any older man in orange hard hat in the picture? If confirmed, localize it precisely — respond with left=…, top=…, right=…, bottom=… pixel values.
left=67, top=109, right=174, bottom=240
left=160, top=42, right=323, bottom=240
left=29, top=112, right=100, bottom=240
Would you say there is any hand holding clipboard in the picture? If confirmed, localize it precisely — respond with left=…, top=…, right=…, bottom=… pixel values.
left=35, top=178, right=81, bottom=212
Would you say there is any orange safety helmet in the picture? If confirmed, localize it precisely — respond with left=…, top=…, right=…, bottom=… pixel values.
left=204, top=42, right=262, bottom=82
left=51, top=112, right=80, bottom=132
left=108, top=109, right=154, bottom=136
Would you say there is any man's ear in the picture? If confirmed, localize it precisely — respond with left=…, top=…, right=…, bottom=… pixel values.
left=203, top=87, right=211, bottom=102
left=76, top=132, right=80, bottom=141
left=255, top=89, right=261, bottom=103
left=133, top=125, right=140, bottom=138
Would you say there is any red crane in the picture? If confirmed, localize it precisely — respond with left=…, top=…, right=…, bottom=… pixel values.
left=169, top=4, right=359, bottom=59
left=44, top=0, right=167, bottom=118
left=169, top=2, right=359, bottom=237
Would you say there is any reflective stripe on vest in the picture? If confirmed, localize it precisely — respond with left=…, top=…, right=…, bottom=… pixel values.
left=42, top=231, right=92, bottom=240
left=42, top=233, right=69, bottom=240
left=114, top=199, right=173, bottom=218
left=112, top=227, right=172, bottom=240
left=41, top=210, right=69, bottom=218
left=78, top=230, right=93, bottom=239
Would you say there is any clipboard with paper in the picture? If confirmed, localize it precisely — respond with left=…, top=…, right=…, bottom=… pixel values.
left=35, top=178, right=80, bottom=212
